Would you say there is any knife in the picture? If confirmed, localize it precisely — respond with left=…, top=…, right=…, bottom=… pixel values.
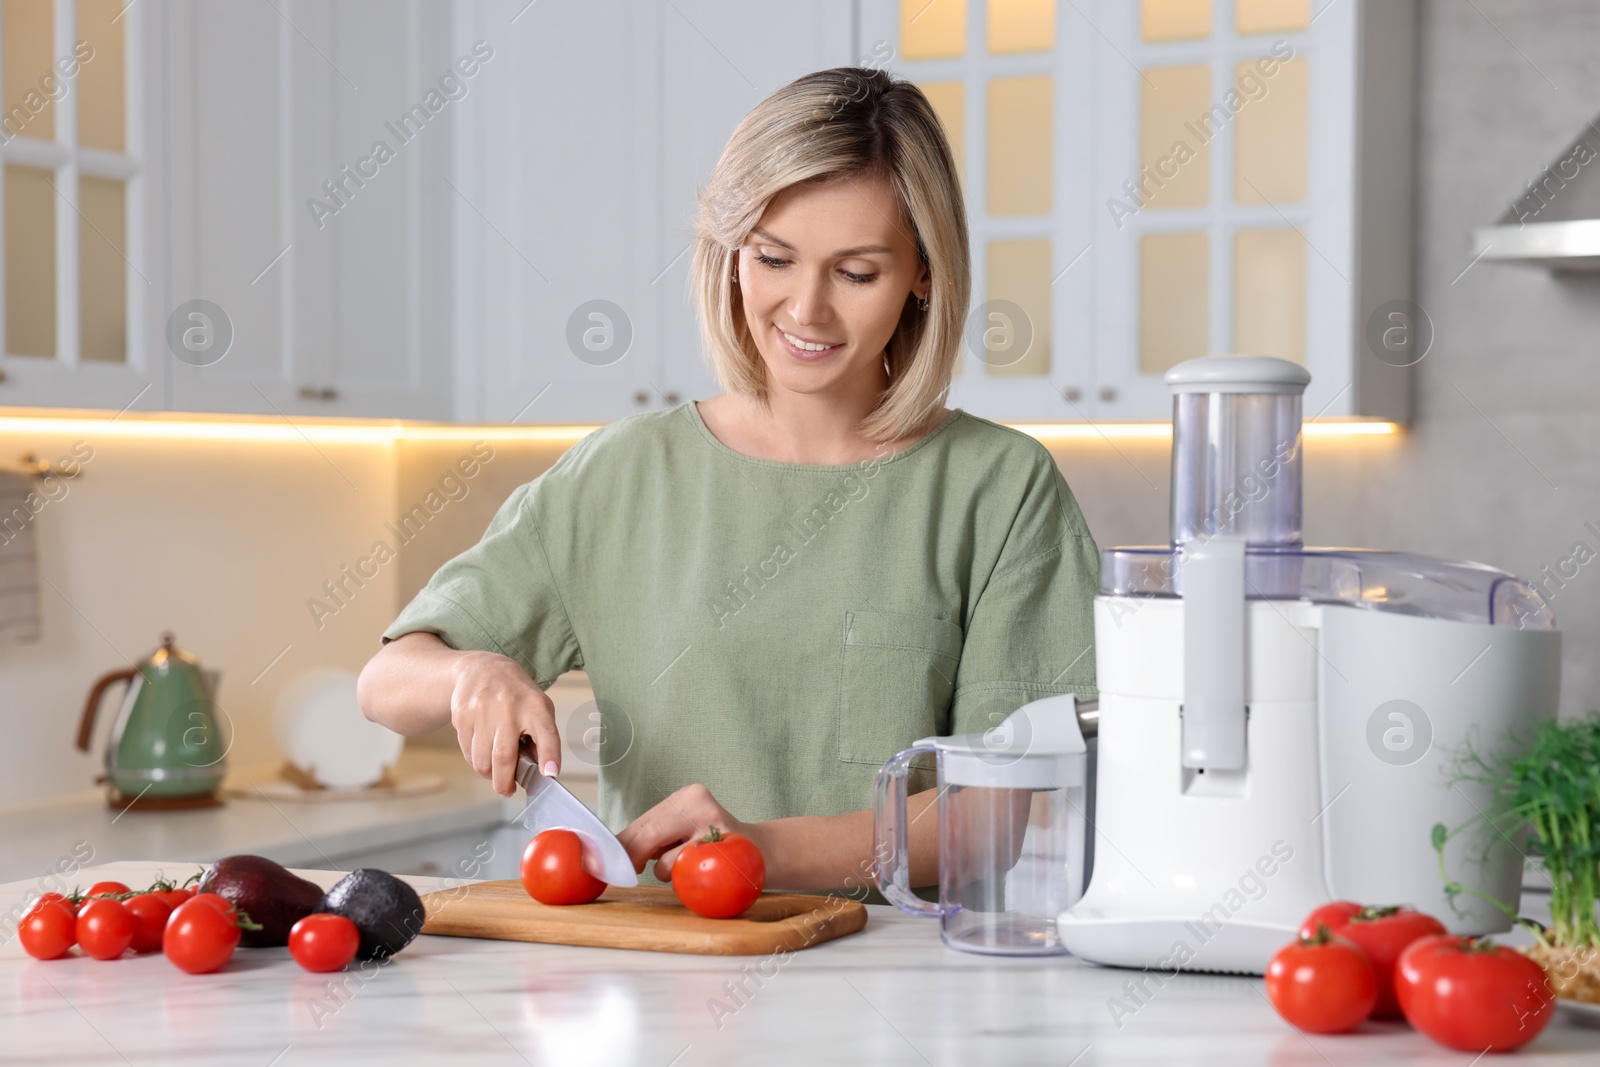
left=515, top=740, right=638, bottom=887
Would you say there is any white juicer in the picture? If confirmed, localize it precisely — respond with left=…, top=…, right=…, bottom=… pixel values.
left=1055, top=356, right=1562, bottom=976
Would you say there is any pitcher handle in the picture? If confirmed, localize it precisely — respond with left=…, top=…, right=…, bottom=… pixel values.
left=76, top=667, right=138, bottom=751
left=872, top=743, right=943, bottom=917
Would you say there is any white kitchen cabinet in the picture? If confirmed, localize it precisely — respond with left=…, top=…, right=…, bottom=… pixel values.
left=165, top=0, right=456, bottom=419
left=859, top=0, right=1416, bottom=423
left=0, top=0, right=164, bottom=412
left=456, top=0, right=854, bottom=423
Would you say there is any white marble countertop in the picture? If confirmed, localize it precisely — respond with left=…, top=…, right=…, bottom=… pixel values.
left=1, top=861, right=1595, bottom=1066
left=0, top=749, right=521, bottom=884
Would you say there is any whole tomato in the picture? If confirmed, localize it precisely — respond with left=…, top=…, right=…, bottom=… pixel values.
left=1397, top=935, right=1554, bottom=1052
left=125, top=893, right=174, bottom=954
left=288, top=914, right=360, bottom=973
left=1298, top=900, right=1362, bottom=937
left=157, top=887, right=196, bottom=910
left=164, top=896, right=243, bottom=974
left=1297, top=902, right=1445, bottom=1017
left=85, top=880, right=131, bottom=900
left=1265, top=926, right=1379, bottom=1033
left=18, top=900, right=77, bottom=960
left=189, top=892, right=240, bottom=918
left=671, top=826, right=765, bottom=919
left=76, top=899, right=135, bottom=960
left=26, top=891, right=81, bottom=919
left=521, top=829, right=607, bottom=906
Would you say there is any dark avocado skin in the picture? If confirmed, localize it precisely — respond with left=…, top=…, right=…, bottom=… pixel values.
left=316, top=869, right=426, bottom=961
left=197, top=855, right=325, bottom=948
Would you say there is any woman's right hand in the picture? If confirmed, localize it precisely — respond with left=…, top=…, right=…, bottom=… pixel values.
left=447, top=650, right=561, bottom=797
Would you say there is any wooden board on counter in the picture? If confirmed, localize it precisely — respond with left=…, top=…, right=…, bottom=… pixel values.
left=418, top=880, right=867, bottom=956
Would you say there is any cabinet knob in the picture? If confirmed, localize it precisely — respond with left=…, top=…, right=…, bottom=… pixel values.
left=0, top=367, right=8, bottom=383
left=297, top=386, right=340, bottom=401
left=1099, top=386, right=1117, bottom=403
left=664, top=391, right=681, bottom=404
left=1062, top=386, right=1081, bottom=403
left=633, top=391, right=649, bottom=406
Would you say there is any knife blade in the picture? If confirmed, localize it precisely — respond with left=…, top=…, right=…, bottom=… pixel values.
left=515, top=742, right=638, bottom=887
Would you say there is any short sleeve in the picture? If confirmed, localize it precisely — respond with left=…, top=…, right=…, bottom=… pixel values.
left=382, top=481, right=582, bottom=688
left=949, top=458, right=1099, bottom=736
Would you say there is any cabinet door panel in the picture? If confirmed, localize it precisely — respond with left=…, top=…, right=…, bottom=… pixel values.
left=168, top=0, right=451, bottom=419
left=654, top=1, right=854, bottom=405
left=467, top=0, right=651, bottom=424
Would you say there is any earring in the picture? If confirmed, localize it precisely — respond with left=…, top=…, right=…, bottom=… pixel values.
left=732, top=269, right=739, bottom=286
left=917, top=294, right=929, bottom=312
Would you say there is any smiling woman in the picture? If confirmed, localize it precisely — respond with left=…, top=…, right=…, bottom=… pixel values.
left=356, top=67, right=1099, bottom=899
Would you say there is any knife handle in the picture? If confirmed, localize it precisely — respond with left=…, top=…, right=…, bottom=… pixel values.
left=515, top=736, right=541, bottom=792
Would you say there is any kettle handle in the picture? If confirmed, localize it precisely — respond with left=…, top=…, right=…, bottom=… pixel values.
left=76, top=667, right=138, bottom=751
left=872, top=744, right=945, bottom=917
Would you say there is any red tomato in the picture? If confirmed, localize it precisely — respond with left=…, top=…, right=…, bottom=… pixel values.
left=18, top=900, right=76, bottom=960
left=189, top=892, right=239, bottom=918
left=26, top=892, right=78, bottom=918
left=163, top=897, right=242, bottom=974
left=671, top=827, right=765, bottom=919
left=156, top=887, right=195, bottom=910
left=1266, top=927, right=1378, bottom=1033
left=124, top=894, right=174, bottom=954
left=1298, top=901, right=1362, bottom=938
left=76, top=899, right=135, bottom=961
left=85, top=880, right=131, bottom=900
left=521, top=829, right=607, bottom=906
left=1397, top=935, right=1554, bottom=1052
left=288, top=914, right=361, bottom=973
left=1297, top=903, right=1446, bottom=1017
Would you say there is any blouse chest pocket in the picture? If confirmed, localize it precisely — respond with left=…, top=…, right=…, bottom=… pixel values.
left=837, top=610, right=964, bottom=766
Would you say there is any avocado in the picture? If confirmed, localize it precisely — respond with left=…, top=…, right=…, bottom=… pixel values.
left=316, top=868, right=426, bottom=961
left=197, top=855, right=325, bottom=948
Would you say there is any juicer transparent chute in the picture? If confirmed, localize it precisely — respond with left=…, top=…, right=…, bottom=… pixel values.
left=873, top=695, right=1088, bottom=956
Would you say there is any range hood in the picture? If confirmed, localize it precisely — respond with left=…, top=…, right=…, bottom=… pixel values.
left=1472, top=119, right=1600, bottom=272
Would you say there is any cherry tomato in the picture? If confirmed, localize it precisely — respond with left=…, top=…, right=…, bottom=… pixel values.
left=124, top=893, right=174, bottom=954
left=521, top=829, right=607, bottom=906
left=190, top=892, right=239, bottom=918
left=76, top=899, right=135, bottom=961
left=671, top=826, right=765, bottom=919
left=26, top=892, right=78, bottom=918
left=85, top=880, right=131, bottom=900
left=163, top=897, right=242, bottom=974
left=288, top=914, right=361, bottom=973
left=1296, top=902, right=1446, bottom=1017
left=18, top=900, right=76, bottom=960
left=1265, top=925, right=1378, bottom=1033
left=156, top=887, right=195, bottom=910
left=1397, top=935, right=1554, bottom=1052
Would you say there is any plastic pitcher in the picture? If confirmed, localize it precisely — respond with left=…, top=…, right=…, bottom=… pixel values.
left=872, top=694, right=1089, bottom=955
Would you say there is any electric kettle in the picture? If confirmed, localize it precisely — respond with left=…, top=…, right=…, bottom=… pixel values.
left=872, top=694, right=1091, bottom=955
left=76, top=632, right=228, bottom=809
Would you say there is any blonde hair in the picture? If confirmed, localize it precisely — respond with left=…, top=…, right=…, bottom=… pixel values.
left=691, top=67, right=970, bottom=443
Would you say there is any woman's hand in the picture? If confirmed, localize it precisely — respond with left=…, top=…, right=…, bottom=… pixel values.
left=617, top=783, right=942, bottom=893
left=618, top=784, right=771, bottom=884
left=447, top=650, right=561, bottom=797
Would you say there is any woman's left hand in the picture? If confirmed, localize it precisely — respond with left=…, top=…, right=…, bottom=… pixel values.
left=617, top=784, right=773, bottom=884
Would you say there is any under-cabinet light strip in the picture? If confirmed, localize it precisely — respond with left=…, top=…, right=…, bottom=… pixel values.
left=0, top=412, right=1399, bottom=445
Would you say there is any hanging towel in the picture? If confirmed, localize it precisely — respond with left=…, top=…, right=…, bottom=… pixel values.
left=0, top=470, right=41, bottom=644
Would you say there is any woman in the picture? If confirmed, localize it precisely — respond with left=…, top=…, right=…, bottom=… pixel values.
left=357, top=67, right=1099, bottom=895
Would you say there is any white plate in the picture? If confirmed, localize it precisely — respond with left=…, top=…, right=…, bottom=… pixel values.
left=273, top=668, right=404, bottom=789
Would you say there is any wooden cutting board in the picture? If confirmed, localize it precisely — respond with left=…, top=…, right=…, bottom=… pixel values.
left=418, top=880, right=868, bottom=956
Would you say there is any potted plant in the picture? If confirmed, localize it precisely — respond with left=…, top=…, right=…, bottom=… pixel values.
left=1433, top=714, right=1600, bottom=1004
